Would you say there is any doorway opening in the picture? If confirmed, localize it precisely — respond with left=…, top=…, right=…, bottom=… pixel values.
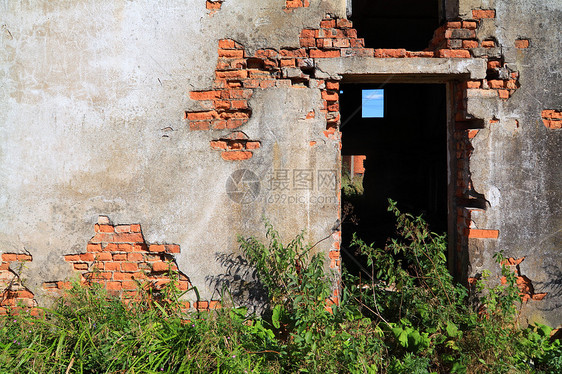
left=349, top=0, right=441, bottom=51
left=340, top=83, right=448, bottom=275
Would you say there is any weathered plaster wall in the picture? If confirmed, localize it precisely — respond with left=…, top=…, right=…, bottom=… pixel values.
left=466, top=0, right=562, bottom=325
left=0, top=0, right=343, bottom=306
left=0, top=0, right=560, bottom=326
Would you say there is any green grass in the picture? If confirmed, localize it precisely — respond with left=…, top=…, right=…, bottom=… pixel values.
left=1, top=201, right=560, bottom=373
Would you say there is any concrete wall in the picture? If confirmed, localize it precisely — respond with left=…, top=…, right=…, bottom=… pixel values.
left=0, top=0, right=560, bottom=326
left=0, top=0, right=344, bottom=306
left=466, top=0, right=562, bottom=326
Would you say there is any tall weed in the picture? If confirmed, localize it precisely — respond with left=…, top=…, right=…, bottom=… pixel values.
left=1, top=201, right=560, bottom=373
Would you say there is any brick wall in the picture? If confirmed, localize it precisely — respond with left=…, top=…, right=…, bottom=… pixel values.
left=42, top=216, right=219, bottom=313
left=541, top=110, right=562, bottom=129
left=1, top=6, right=542, bottom=314
left=0, top=253, right=38, bottom=316
left=185, top=9, right=530, bottom=285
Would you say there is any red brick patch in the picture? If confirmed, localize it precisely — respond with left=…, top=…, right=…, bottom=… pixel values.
left=541, top=110, right=562, bottom=129
left=44, top=217, right=217, bottom=312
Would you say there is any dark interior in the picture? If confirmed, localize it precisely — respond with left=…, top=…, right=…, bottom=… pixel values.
left=340, top=83, right=448, bottom=274
left=350, top=0, right=441, bottom=51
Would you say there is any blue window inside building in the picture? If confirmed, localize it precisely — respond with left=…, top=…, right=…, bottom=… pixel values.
left=361, top=89, right=384, bottom=118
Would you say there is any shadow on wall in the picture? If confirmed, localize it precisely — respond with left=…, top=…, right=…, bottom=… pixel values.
left=536, top=264, right=562, bottom=312
left=206, top=252, right=268, bottom=314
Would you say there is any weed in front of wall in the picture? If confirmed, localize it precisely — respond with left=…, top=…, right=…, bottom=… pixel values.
left=0, top=202, right=560, bottom=373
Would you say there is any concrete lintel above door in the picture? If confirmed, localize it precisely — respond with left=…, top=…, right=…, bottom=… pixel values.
left=315, top=57, right=487, bottom=83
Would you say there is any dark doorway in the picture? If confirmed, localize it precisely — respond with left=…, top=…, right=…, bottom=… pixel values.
left=350, top=0, right=441, bottom=50
left=340, top=83, right=448, bottom=274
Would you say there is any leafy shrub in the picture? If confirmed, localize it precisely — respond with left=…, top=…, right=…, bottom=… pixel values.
left=0, top=278, right=281, bottom=373
left=239, top=222, right=384, bottom=373
left=1, top=201, right=560, bottom=373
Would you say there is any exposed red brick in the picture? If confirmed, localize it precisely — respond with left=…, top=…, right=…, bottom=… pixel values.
left=299, top=38, right=316, bottom=48
left=209, top=300, right=221, bottom=309
left=468, top=229, right=499, bottom=239
left=488, top=80, right=505, bottom=89
left=195, top=301, right=209, bottom=310
left=280, top=59, right=295, bottom=67
left=498, top=89, right=510, bottom=99
left=218, top=39, right=243, bottom=50
left=64, top=254, right=81, bottom=262
left=226, top=118, right=247, bottom=129
left=245, top=141, right=261, bottom=149
left=506, top=80, right=518, bottom=90
left=462, top=21, right=478, bottom=30
left=106, top=281, right=122, bottom=291
left=218, top=49, right=244, bottom=59
left=349, top=38, right=365, bottom=48
left=328, top=251, right=340, bottom=259
left=114, top=225, right=131, bottom=233
left=472, top=9, right=496, bottom=19
left=79, top=253, right=94, bottom=261
left=87, top=243, right=102, bottom=252
left=336, top=19, right=353, bottom=28
left=468, top=129, right=479, bottom=139
left=113, top=254, right=127, bottom=261
left=119, top=243, right=134, bottom=252
left=321, top=91, right=338, bottom=101
left=285, top=0, right=309, bottom=8
left=221, top=151, right=253, bottom=161
left=515, top=39, right=530, bottom=48
left=309, top=49, right=341, bottom=58
left=216, top=70, right=248, bottom=80
left=121, top=281, right=137, bottom=290
left=114, top=233, right=144, bottom=243
left=254, top=49, right=278, bottom=59
left=15, top=290, right=33, bottom=299
left=316, top=38, right=332, bottom=49
left=0, top=253, right=15, bottom=262
left=152, top=261, right=170, bottom=272
left=105, top=243, right=119, bottom=252
left=462, top=40, right=479, bottom=49
left=92, top=272, right=112, bottom=280
left=542, top=109, right=560, bottom=118
left=482, top=40, right=495, bottom=48
left=149, top=244, right=166, bottom=253
left=541, top=109, right=562, bottom=130
left=95, top=252, right=113, bottom=261
left=345, top=29, right=357, bottom=38
left=375, top=49, right=407, bottom=58
left=501, top=257, right=525, bottom=266
left=112, top=272, right=132, bottom=281
left=187, top=111, right=218, bottom=121
left=300, top=29, right=315, bottom=38
left=543, top=119, right=562, bottom=129
left=438, top=49, right=471, bottom=58
left=320, top=19, right=336, bottom=29
left=16, top=254, right=32, bottom=261
left=406, top=51, right=435, bottom=57
left=95, top=224, right=115, bottom=233
left=73, top=263, right=89, bottom=270
left=487, top=60, right=502, bottom=69
left=466, top=81, right=482, bottom=88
